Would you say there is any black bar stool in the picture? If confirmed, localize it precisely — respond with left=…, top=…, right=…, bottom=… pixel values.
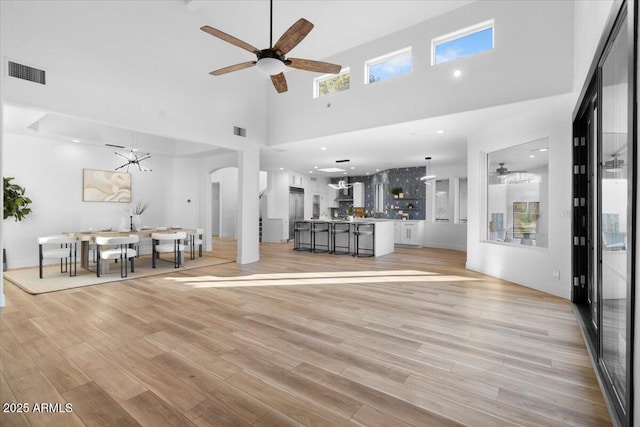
left=293, top=220, right=312, bottom=251
left=311, top=221, right=330, bottom=253
left=331, top=222, right=351, bottom=255
left=353, top=222, right=375, bottom=257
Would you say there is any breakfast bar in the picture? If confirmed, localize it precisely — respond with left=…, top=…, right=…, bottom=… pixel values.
left=294, top=219, right=394, bottom=257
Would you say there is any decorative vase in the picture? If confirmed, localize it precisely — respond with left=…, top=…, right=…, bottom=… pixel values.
left=132, top=215, right=143, bottom=231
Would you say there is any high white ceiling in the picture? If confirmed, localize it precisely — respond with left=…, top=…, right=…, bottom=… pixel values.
left=2, top=0, right=570, bottom=177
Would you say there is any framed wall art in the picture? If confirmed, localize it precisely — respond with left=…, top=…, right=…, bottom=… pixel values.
left=82, top=169, right=131, bottom=202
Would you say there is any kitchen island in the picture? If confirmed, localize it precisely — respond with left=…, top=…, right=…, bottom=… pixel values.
left=294, top=219, right=394, bottom=257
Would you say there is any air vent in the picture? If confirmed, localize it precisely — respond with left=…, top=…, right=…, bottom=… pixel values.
left=105, top=143, right=126, bottom=149
left=335, top=159, right=350, bottom=163
left=7, top=61, right=46, bottom=85
left=233, top=126, right=247, bottom=137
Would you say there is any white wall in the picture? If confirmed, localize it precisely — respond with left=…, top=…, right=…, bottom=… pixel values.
left=267, top=0, right=574, bottom=146
left=2, top=132, right=176, bottom=268
left=466, top=93, right=574, bottom=299
left=573, top=0, right=616, bottom=97
left=0, top=0, right=263, bottom=270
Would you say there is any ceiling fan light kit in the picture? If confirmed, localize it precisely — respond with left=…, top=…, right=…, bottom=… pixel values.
left=201, top=0, right=341, bottom=93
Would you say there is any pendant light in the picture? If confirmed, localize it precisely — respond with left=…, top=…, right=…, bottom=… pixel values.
left=420, top=156, right=435, bottom=182
left=328, top=180, right=353, bottom=190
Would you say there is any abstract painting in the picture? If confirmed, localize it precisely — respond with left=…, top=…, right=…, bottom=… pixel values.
left=83, top=169, right=131, bottom=202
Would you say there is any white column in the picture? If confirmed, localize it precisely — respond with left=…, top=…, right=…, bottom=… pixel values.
left=236, top=143, right=260, bottom=264
left=0, top=102, right=5, bottom=307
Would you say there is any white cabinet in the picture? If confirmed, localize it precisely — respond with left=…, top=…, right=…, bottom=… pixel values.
left=352, top=182, right=364, bottom=207
left=394, top=221, right=424, bottom=246
left=262, top=218, right=289, bottom=243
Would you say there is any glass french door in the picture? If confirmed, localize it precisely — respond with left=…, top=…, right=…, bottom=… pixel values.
left=599, top=8, right=631, bottom=411
left=572, top=2, right=635, bottom=426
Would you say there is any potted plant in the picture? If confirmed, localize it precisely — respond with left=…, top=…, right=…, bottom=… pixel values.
left=389, top=187, right=403, bottom=199
left=518, top=211, right=538, bottom=240
left=346, top=204, right=355, bottom=221
left=3, top=177, right=33, bottom=271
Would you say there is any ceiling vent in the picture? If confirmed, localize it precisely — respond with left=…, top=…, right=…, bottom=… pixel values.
left=7, top=61, right=46, bottom=85
left=233, top=126, right=247, bottom=137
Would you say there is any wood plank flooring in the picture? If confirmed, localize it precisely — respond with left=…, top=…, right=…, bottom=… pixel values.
left=0, top=238, right=611, bottom=426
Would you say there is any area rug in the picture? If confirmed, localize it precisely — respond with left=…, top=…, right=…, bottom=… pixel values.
left=3, top=254, right=235, bottom=295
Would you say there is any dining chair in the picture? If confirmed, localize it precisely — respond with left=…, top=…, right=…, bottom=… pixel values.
left=151, top=232, right=186, bottom=268
left=38, top=235, right=78, bottom=279
left=187, top=228, right=204, bottom=260
left=95, top=235, right=139, bottom=278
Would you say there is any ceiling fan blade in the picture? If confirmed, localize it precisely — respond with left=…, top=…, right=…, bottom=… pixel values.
left=287, top=58, right=341, bottom=74
left=200, top=25, right=260, bottom=54
left=273, top=18, right=314, bottom=54
left=209, top=61, right=257, bottom=76
left=270, top=72, right=288, bottom=93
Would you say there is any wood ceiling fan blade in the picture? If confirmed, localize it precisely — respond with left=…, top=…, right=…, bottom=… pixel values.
left=209, top=61, right=257, bottom=76
left=270, top=72, right=288, bottom=93
left=273, top=18, right=314, bottom=54
left=200, top=25, right=260, bottom=54
left=287, top=58, right=341, bottom=74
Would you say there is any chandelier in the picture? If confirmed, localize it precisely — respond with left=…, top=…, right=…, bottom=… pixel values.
left=115, top=132, right=152, bottom=172
left=115, top=149, right=152, bottom=172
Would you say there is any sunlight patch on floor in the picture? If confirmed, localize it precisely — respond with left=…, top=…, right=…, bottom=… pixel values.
left=163, top=270, right=479, bottom=289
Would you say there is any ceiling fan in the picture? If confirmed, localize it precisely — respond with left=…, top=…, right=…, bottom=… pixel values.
left=494, top=162, right=527, bottom=177
left=200, top=0, right=342, bottom=93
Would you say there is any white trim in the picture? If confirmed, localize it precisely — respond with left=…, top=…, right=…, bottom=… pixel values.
left=313, top=67, right=350, bottom=99
left=364, top=47, right=412, bottom=85
left=431, top=19, right=495, bottom=66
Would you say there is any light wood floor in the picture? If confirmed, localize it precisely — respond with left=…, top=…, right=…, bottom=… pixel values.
left=0, top=238, right=611, bottom=426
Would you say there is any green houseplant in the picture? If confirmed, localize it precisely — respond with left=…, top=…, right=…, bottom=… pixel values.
left=3, top=177, right=32, bottom=271
left=389, top=187, right=403, bottom=198
left=3, top=177, right=32, bottom=222
left=518, top=211, right=538, bottom=239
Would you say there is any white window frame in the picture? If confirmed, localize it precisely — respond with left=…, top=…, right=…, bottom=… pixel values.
left=431, top=19, right=494, bottom=66
left=364, top=47, right=412, bottom=85
left=313, top=67, right=350, bottom=99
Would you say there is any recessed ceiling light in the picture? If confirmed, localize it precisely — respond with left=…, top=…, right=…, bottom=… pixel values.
left=343, top=172, right=347, bottom=175
left=529, top=154, right=535, bottom=158
left=350, top=166, right=355, bottom=169
left=375, top=169, right=380, bottom=172
left=314, top=166, right=318, bottom=169
left=279, top=167, right=284, bottom=170
left=539, top=148, right=548, bottom=152
left=72, top=139, right=80, bottom=143
left=366, top=172, right=370, bottom=175
left=309, top=171, right=313, bottom=173
left=453, top=69, right=462, bottom=78
left=321, top=147, right=327, bottom=151
left=436, top=130, right=445, bottom=134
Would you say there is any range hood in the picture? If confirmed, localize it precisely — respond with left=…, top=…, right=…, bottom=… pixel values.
left=334, top=185, right=353, bottom=201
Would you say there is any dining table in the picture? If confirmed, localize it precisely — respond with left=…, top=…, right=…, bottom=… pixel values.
left=66, top=227, right=198, bottom=269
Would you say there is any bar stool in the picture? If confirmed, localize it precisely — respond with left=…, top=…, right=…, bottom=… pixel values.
left=353, top=222, right=375, bottom=257
left=311, top=221, right=330, bottom=253
left=293, top=221, right=312, bottom=251
left=331, top=222, right=351, bottom=255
